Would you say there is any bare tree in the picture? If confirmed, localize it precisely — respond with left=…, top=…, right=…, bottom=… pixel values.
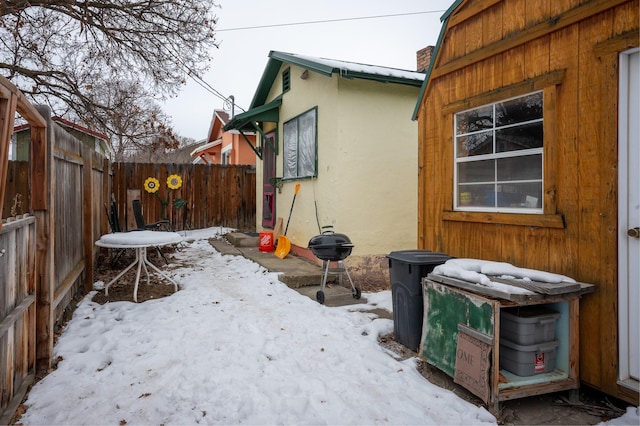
left=79, top=79, right=179, bottom=160
left=0, top=0, right=218, bottom=149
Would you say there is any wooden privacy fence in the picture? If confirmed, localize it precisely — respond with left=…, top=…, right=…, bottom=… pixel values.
left=1, top=107, right=256, bottom=422
left=112, top=162, right=256, bottom=232
left=51, top=120, right=110, bottom=323
left=0, top=77, right=45, bottom=424
left=1, top=90, right=110, bottom=422
left=0, top=216, right=36, bottom=424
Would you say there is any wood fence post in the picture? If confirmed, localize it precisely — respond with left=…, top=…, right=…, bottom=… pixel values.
left=33, top=105, right=54, bottom=371
left=0, top=89, right=17, bottom=231
left=102, top=157, right=111, bottom=235
left=82, top=145, right=94, bottom=293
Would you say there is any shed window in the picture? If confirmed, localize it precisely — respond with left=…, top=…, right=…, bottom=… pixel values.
left=454, top=92, right=543, bottom=213
left=283, top=107, right=317, bottom=179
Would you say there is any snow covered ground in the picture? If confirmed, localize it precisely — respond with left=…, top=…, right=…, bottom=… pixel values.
left=16, top=227, right=639, bottom=425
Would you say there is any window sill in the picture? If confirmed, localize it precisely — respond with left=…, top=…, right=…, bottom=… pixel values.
left=442, top=211, right=565, bottom=228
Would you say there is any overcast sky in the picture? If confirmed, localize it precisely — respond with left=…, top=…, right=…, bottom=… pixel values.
left=162, top=0, right=455, bottom=141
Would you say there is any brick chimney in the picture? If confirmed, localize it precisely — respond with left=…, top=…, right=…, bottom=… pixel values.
left=416, top=46, right=434, bottom=73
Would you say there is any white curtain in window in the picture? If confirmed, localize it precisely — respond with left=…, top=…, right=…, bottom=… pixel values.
left=283, top=120, right=298, bottom=178
left=283, top=109, right=316, bottom=178
left=298, top=109, right=316, bottom=177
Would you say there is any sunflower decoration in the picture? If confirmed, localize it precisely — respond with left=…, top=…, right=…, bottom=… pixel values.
left=144, top=177, right=160, bottom=194
left=143, top=174, right=186, bottom=220
left=167, top=174, right=183, bottom=190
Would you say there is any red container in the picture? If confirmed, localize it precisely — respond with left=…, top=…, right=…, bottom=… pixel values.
left=259, top=231, right=274, bottom=252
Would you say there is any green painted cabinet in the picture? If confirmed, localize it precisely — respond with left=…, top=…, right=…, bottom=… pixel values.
left=420, top=276, right=588, bottom=409
left=421, top=281, right=497, bottom=377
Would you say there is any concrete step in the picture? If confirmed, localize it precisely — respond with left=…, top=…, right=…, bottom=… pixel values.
left=225, top=232, right=258, bottom=247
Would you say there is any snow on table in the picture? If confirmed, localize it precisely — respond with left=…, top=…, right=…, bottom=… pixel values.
left=96, top=230, right=183, bottom=248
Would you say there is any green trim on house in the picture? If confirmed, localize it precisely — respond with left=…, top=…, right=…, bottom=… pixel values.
left=224, top=98, right=282, bottom=132
left=282, top=67, right=291, bottom=93
left=224, top=97, right=282, bottom=159
left=250, top=50, right=425, bottom=109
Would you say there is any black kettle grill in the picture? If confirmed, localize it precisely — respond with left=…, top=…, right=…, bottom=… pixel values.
left=307, top=226, right=361, bottom=304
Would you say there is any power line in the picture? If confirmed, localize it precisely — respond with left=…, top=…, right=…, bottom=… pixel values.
left=216, top=10, right=446, bottom=32
left=187, top=10, right=446, bottom=113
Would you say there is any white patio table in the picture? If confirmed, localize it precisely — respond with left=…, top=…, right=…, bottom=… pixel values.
left=95, top=230, right=183, bottom=302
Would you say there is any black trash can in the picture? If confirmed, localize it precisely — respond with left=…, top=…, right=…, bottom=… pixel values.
left=387, top=250, right=452, bottom=351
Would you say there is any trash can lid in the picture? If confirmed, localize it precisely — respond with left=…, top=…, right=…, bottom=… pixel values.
left=386, top=249, right=452, bottom=264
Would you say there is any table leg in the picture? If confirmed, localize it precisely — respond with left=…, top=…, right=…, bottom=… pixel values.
left=140, top=247, right=151, bottom=285
left=104, top=245, right=178, bottom=302
left=133, top=247, right=144, bottom=303
left=143, top=255, right=178, bottom=293
left=104, top=248, right=141, bottom=296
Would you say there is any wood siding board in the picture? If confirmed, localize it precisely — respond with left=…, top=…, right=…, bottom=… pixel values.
left=442, top=211, right=565, bottom=228
left=432, top=0, right=631, bottom=80
left=482, top=55, right=503, bottom=93
left=500, top=225, right=526, bottom=265
left=482, top=2, right=504, bottom=92
left=598, top=48, right=624, bottom=396
left=417, top=111, right=425, bottom=248
left=448, top=0, right=503, bottom=30
left=524, top=226, right=550, bottom=271
left=524, top=36, right=551, bottom=80
left=543, top=86, right=558, bottom=215
left=526, top=0, right=551, bottom=27
left=442, top=68, right=566, bottom=114
left=575, top=10, right=617, bottom=389
left=550, top=0, right=581, bottom=16
left=613, top=1, right=639, bottom=33
left=502, top=45, right=526, bottom=87
left=485, top=224, right=503, bottom=261
left=435, top=91, right=453, bottom=251
left=577, top=12, right=613, bottom=286
left=503, top=0, right=527, bottom=35
left=465, top=11, right=484, bottom=55
left=585, top=2, right=640, bottom=401
left=440, top=22, right=459, bottom=66
left=593, top=28, right=640, bottom=56
left=551, top=25, right=581, bottom=279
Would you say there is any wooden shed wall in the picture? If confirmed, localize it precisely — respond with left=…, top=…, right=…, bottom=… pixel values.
left=417, top=0, right=638, bottom=403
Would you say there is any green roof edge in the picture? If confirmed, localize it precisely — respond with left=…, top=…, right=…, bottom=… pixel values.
left=411, top=0, right=463, bottom=120
left=251, top=50, right=425, bottom=109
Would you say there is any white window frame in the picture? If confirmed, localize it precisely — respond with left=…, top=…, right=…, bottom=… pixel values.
left=221, top=144, right=231, bottom=165
left=454, top=91, right=544, bottom=214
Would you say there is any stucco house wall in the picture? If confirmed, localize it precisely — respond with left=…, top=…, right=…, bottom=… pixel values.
left=254, top=60, right=420, bottom=286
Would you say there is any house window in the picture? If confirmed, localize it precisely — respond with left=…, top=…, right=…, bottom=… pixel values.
left=283, top=107, right=317, bottom=179
left=454, top=91, right=543, bottom=213
left=221, top=145, right=231, bottom=165
left=282, top=67, right=291, bottom=93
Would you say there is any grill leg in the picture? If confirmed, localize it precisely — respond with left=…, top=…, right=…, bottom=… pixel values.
left=340, top=261, right=356, bottom=291
left=321, top=260, right=331, bottom=291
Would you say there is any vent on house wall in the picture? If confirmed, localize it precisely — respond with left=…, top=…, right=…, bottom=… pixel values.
left=282, top=67, right=291, bottom=92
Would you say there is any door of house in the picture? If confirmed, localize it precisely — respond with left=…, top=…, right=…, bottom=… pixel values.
left=262, top=131, right=277, bottom=228
left=618, top=48, right=639, bottom=389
